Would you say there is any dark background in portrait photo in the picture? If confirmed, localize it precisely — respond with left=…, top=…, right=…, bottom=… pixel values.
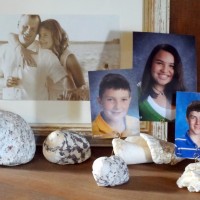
left=175, top=91, right=200, bottom=138
left=132, top=32, right=197, bottom=92
left=88, top=69, right=139, bottom=121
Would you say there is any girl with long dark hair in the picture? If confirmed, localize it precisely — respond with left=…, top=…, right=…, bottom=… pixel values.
left=139, top=44, right=186, bottom=121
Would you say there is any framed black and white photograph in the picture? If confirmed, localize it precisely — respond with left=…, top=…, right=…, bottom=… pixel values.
left=0, top=0, right=169, bottom=145
left=0, top=14, right=120, bottom=101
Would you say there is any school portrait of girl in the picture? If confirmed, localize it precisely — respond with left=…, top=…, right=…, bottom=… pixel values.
left=132, top=32, right=197, bottom=122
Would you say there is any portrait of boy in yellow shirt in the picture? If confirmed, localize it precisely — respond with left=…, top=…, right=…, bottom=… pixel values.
left=89, top=69, right=140, bottom=138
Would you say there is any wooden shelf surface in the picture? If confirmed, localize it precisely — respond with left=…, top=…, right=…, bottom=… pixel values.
left=0, top=147, right=198, bottom=200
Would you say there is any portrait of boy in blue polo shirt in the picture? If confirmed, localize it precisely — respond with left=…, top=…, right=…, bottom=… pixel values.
left=175, top=100, right=200, bottom=159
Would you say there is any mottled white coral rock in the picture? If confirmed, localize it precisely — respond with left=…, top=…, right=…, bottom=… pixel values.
left=43, top=130, right=91, bottom=164
left=92, top=155, right=129, bottom=186
left=0, top=110, right=36, bottom=166
left=177, top=162, right=200, bottom=192
left=139, top=133, right=183, bottom=165
left=112, top=133, right=183, bottom=165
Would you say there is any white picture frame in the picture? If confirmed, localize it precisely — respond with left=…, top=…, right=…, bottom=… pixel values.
left=0, top=0, right=170, bottom=145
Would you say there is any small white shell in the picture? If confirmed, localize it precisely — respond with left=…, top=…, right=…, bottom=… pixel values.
left=177, top=162, right=200, bottom=192
left=43, top=130, right=91, bottom=164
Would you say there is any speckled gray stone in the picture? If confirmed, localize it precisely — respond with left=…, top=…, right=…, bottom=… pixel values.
left=92, top=155, right=129, bottom=186
left=0, top=110, right=36, bottom=166
left=43, top=130, right=91, bottom=164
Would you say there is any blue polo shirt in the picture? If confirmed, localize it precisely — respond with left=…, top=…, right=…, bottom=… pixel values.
left=175, top=131, right=200, bottom=159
